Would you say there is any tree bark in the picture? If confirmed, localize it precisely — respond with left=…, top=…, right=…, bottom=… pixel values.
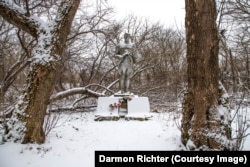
left=0, top=1, right=38, bottom=37
left=20, top=64, right=58, bottom=143
left=0, top=53, right=4, bottom=106
left=0, top=0, right=80, bottom=143
left=181, top=0, right=232, bottom=150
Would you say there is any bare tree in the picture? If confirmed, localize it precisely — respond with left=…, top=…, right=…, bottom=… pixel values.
left=218, top=0, right=250, bottom=150
left=0, top=0, right=80, bottom=143
left=0, top=50, right=3, bottom=107
left=181, top=0, right=232, bottom=150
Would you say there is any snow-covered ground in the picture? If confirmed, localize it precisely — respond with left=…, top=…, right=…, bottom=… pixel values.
left=0, top=111, right=183, bottom=167
left=0, top=110, right=249, bottom=167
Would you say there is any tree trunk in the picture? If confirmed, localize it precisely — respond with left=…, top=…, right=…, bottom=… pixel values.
left=247, top=53, right=250, bottom=88
left=1, top=0, right=80, bottom=143
left=21, top=64, right=59, bottom=143
left=0, top=53, right=4, bottom=108
left=181, top=0, right=232, bottom=150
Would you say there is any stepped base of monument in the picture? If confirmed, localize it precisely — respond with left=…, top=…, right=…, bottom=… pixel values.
left=94, top=114, right=153, bottom=121
left=125, top=114, right=153, bottom=121
left=94, top=114, right=120, bottom=121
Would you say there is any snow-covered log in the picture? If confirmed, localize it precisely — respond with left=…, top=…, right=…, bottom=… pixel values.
left=49, top=83, right=116, bottom=102
left=50, top=87, right=105, bottom=102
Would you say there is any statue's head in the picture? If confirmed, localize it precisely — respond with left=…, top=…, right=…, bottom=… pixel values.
left=124, top=33, right=130, bottom=43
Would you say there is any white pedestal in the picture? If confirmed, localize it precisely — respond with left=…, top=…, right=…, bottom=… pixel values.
left=94, top=95, right=152, bottom=121
left=94, top=97, right=120, bottom=121
left=125, top=97, right=152, bottom=121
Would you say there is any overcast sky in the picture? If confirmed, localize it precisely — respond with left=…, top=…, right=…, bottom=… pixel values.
left=107, top=0, right=185, bottom=28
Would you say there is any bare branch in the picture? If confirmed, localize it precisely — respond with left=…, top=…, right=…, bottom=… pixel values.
left=0, top=0, right=38, bottom=37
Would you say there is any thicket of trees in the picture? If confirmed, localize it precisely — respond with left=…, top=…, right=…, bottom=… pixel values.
left=0, top=0, right=249, bottom=150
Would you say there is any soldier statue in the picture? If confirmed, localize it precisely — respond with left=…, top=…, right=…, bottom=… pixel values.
left=114, top=33, right=137, bottom=94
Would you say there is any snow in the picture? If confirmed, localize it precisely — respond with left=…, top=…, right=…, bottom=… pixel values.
left=0, top=106, right=249, bottom=167
left=1, top=87, right=250, bottom=165
left=1, top=0, right=26, bottom=14
left=50, top=87, right=104, bottom=103
left=0, top=111, right=183, bottom=167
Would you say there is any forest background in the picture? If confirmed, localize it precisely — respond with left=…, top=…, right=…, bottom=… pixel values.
left=0, top=0, right=249, bottom=150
